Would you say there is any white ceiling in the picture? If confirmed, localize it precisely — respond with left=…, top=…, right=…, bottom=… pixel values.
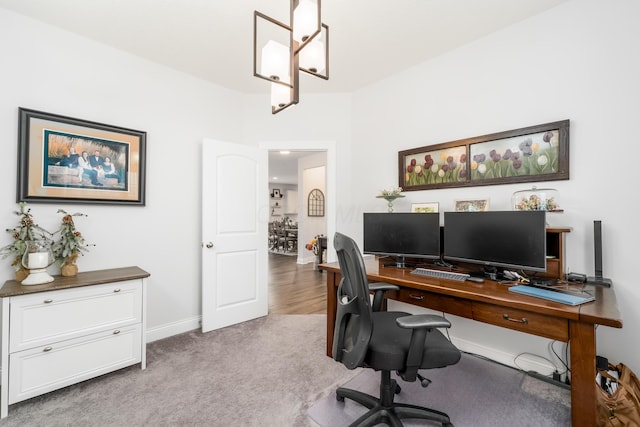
left=0, top=0, right=569, bottom=95
left=0, top=0, right=569, bottom=185
left=269, top=150, right=319, bottom=185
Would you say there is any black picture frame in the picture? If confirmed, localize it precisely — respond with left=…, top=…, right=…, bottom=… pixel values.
left=398, top=120, right=570, bottom=191
left=17, top=108, right=146, bottom=205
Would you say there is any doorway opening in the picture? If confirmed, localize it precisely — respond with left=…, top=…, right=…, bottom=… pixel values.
left=261, top=141, right=337, bottom=314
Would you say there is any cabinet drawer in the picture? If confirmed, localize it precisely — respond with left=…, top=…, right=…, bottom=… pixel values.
left=472, top=301, right=568, bottom=341
left=10, top=280, right=142, bottom=352
left=9, top=324, right=142, bottom=404
left=397, top=288, right=473, bottom=319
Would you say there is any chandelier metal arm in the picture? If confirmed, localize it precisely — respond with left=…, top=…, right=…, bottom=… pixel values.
left=254, top=0, right=329, bottom=114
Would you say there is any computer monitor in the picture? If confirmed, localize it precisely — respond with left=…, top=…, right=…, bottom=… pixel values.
left=443, top=210, right=547, bottom=274
left=363, top=212, right=441, bottom=268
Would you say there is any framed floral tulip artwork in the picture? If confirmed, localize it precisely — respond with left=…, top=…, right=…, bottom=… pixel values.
left=398, top=120, right=569, bottom=191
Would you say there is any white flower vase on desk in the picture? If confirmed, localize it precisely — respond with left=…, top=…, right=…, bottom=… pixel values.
left=376, top=188, right=405, bottom=212
left=21, top=240, right=55, bottom=285
left=376, top=195, right=405, bottom=212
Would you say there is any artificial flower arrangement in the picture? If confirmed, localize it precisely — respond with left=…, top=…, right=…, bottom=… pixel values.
left=378, top=187, right=404, bottom=197
left=514, top=194, right=559, bottom=211
left=0, top=202, right=52, bottom=280
left=305, top=234, right=325, bottom=255
left=1, top=203, right=94, bottom=280
left=51, top=209, right=94, bottom=276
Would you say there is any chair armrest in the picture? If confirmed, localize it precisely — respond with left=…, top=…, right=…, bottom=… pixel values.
left=396, top=314, right=453, bottom=383
left=369, top=282, right=399, bottom=292
left=369, top=282, right=399, bottom=312
left=396, top=314, right=451, bottom=330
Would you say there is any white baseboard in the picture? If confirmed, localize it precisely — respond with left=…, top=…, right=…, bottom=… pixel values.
left=451, top=335, right=557, bottom=376
left=145, top=316, right=201, bottom=343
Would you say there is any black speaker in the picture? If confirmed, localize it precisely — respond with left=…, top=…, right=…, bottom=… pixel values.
left=587, top=220, right=612, bottom=287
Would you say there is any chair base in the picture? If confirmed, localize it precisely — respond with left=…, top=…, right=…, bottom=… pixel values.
left=336, top=371, right=453, bottom=427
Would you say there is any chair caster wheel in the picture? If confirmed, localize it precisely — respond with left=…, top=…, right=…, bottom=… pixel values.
left=336, top=394, right=345, bottom=402
left=395, top=383, right=401, bottom=394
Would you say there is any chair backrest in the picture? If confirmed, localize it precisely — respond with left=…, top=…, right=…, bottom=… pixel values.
left=332, top=232, right=373, bottom=369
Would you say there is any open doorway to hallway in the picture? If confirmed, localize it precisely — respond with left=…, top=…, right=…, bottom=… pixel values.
left=268, top=150, right=326, bottom=262
left=264, top=141, right=337, bottom=314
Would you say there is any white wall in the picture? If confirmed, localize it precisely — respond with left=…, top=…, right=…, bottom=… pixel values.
left=346, top=0, right=640, bottom=373
left=0, top=7, right=353, bottom=343
left=0, top=8, right=246, bottom=340
left=1, top=0, right=638, bottom=376
left=299, top=153, right=327, bottom=264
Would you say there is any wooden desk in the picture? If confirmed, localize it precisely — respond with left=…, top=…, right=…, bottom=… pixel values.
left=320, top=258, right=622, bottom=427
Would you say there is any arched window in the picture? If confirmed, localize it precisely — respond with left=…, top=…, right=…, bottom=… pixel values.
left=308, top=189, right=325, bottom=217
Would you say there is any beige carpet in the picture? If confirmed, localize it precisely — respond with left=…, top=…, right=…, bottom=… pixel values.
left=1, top=314, right=571, bottom=426
left=1, top=314, right=358, bottom=426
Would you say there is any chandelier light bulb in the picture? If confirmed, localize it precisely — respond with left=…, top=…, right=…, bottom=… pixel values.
left=299, top=39, right=325, bottom=73
left=261, top=40, right=289, bottom=83
left=293, top=0, right=318, bottom=42
left=271, top=82, right=291, bottom=109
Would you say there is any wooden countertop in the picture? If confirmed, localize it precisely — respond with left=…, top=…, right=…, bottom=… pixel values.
left=0, top=266, right=150, bottom=298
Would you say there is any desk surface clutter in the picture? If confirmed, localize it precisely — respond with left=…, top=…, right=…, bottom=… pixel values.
left=509, top=284, right=595, bottom=305
left=320, top=253, right=622, bottom=427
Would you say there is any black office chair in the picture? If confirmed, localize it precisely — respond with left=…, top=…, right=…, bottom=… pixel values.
left=332, top=232, right=461, bottom=427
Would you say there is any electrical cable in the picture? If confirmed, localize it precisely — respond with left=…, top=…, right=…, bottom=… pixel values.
left=550, top=340, right=570, bottom=375
left=437, top=311, right=569, bottom=389
left=513, top=351, right=558, bottom=376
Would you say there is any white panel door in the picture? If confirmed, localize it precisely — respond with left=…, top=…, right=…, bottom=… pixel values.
left=201, top=139, right=268, bottom=332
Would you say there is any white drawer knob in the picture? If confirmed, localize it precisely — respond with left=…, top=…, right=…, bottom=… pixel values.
left=113, top=330, right=120, bottom=335
left=43, top=347, right=52, bottom=352
left=44, top=299, right=53, bottom=304
left=114, top=288, right=121, bottom=293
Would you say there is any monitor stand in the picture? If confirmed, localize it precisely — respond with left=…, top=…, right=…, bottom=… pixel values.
left=480, top=266, right=500, bottom=281
left=383, top=256, right=414, bottom=269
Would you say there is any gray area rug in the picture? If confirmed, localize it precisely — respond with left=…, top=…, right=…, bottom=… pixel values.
left=1, top=314, right=570, bottom=426
left=309, top=352, right=571, bottom=426
left=1, top=314, right=357, bottom=426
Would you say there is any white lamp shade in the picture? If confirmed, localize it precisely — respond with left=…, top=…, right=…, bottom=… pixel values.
left=299, top=39, right=325, bottom=73
left=271, top=83, right=291, bottom=109
left=261, top=40, right=289, bottom=83
left=293, top=0, right=318, bottom=42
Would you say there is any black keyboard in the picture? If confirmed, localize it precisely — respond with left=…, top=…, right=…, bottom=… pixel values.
left=410, top=268, right=470, bottom=282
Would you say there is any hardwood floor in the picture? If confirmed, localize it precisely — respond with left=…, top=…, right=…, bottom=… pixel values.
left=268, top=251, right=326, bottom=314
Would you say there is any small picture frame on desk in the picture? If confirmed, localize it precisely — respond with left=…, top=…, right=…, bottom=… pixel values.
left=454, top=199, right=489, bottom=212
left=411, top=202, right=439, bottom=213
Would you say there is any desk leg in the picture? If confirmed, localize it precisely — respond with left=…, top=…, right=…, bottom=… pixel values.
left=569, top=320, right=597, bottom=427
left=326, top=271, right=339, bottom=357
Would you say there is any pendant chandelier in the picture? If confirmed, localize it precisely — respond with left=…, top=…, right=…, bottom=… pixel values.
left=253, top=0, right=329, bottom=114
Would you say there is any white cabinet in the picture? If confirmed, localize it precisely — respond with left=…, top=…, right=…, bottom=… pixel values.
left=0, top=266, right=149, bottom=418
left=285, top=190, right=298, bottom=215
